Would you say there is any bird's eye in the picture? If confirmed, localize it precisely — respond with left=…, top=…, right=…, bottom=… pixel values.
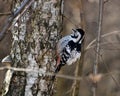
left=71, top=33, right=78, bottom=38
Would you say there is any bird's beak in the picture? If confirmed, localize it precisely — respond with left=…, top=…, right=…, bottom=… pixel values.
left=72, top=29, right=76, bottom=33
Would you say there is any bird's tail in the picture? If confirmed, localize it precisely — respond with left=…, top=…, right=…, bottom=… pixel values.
left=51, top=64, right=63, bottom=81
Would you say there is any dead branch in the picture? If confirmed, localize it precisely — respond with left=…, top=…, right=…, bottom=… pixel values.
left=100, top=55, right=120, bottom=88
left=92, top=0, right=104, bottom=96
left=86, top=30, right=120, bottom=50
left=0, top=12, right=11, bottom=16
left=70, top=0, right=86, bottom=96
left=0, top=0, right=34, bottom=42
left=0, top=66, right=83, bottom=81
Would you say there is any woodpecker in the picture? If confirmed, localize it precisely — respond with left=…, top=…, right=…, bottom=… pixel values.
left=52, top=28, right=85, bottom=80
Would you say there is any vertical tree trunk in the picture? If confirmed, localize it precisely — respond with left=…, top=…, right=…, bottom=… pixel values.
left=4, top=0, right=62, bottom=96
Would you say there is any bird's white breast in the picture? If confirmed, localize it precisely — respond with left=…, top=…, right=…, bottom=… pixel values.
left=67, top=51, right=81, bottom=65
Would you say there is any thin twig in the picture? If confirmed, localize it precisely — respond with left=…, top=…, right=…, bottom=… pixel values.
left=86, top=30, right=120, bottom=50
left=0, top=0, right=34, bottom=41
left=0, top=65, right=120, bottom=81
left=87, top=41, right=120, bottom=50
left=0, top=12, right=11, bottom=16
left=62, top=14, right=79, bottom=28
left=93, top=0, right=104, bottom=96
left=100, top=55, right=120, bottom=88
left=0, top=66, right=82, bottom=81
left=78, top=0, right=86, bottom=29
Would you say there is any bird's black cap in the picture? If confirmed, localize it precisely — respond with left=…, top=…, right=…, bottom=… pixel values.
left=76, top=28, right=85, bottom=36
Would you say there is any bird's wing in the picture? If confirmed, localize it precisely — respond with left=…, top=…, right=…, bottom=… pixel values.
left=57, top=35, right=71, bottom=54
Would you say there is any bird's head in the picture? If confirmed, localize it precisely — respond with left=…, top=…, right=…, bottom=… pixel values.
left=71, top=28, right=85, bottom=43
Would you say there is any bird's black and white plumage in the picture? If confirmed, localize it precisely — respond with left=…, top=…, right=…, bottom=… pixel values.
left=52, top=28, right=85, bottom=80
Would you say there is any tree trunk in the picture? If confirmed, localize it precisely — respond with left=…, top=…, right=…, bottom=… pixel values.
left=3, top=0, right=63, bottom=96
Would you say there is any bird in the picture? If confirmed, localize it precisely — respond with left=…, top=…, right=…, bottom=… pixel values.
left=52, top=28, right=85, bottom=80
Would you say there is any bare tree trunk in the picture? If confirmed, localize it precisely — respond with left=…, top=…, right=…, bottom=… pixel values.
left=3, top=0, right=62, bottom=96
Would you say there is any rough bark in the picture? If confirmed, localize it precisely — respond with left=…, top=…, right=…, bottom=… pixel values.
left=3, top=0, right=62, bottom=96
